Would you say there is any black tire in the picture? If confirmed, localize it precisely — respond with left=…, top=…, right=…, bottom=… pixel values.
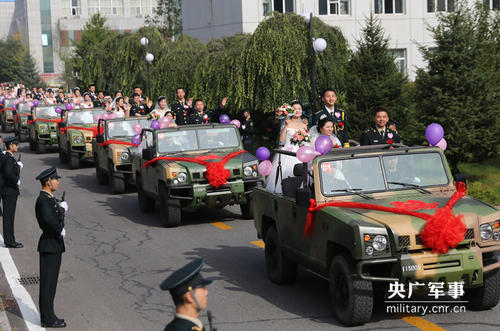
left=109, top=163, right=125, bottom=194
left=35, top=139, right=46, bottom=154
left=329, top=254, right=373, bottom=326
left=159, top=185, right=181, bottom=227
left=467, top=253, right=500, bottom=310
left=137, top=175, right=155, bottom=212
left=95, top=161, right=108, bottom=185
left=69, top=154, right=79, bottom=169
left=28, top=137, right=36, bottom=151
left=59, top=147, right=67, bottom=163
left=264, top=226, right=297, bottom=284
left=240, top=195, right=254, bottom=219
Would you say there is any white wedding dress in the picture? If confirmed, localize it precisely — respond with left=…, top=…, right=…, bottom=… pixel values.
left=266, top=128, right=310, bottom=194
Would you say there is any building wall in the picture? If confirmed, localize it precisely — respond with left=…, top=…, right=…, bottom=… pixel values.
left=0, top=1, right=15, bottom=40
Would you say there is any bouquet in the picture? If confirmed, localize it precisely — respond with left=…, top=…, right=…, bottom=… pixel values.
left=290, top=129, right=310, bottom=146
left=147, top=112, right=161, bottom=120
left=275, top=104, right=294, bottom=119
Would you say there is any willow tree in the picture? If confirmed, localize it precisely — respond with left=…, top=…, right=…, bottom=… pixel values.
left=192, top=34, right=249, bottom=112
left=245, top=13, right=349, bottom=114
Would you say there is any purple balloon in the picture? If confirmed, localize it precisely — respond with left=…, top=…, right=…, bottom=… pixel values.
left=55, top=107, right=62, bottom=114
left=133, top=122, right=143, bottom=134
left=425, top=123, right=444, bottom=146
left=315, top=135, right=333, bottom=155
left=151, top=119, right=160, bottom=129
left=256, top=146, right=270, bottom=160
left=258, top=160, right=273, bottom=176
left=33, top=99, right=39, bottom=107
left=435, top=138, right=447, bottom=151
left=219, top=114, right=230, bottom=124
left=131, top=134, right=142, bottom=145
left=296, top=146, right=320, bottom=163
left=65, top=102, right=73, bottom=111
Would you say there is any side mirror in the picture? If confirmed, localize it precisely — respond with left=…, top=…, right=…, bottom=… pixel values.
left=142, top=147, right=154, bottom=161
left=454, top=173, right=467, bottom=188
left=28, top=115, right=33, bottom=121
left=96, top=134, right=104, bottom=143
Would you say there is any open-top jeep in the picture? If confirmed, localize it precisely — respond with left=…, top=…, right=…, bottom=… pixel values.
left=57, top=108, right=106, bottom=169
left=15, top=102, right=32, bottom=142
left=0, top=98, right=16, bottom=132
left=132, top=124, right=263, bottom=227
left=254, top=145, right=499, bottom=326
left=94, top=117, right=150, bottom=194
left=27, top=105, right=61, bottom=152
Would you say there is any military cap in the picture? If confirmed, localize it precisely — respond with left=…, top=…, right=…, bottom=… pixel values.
left=36, top=167, right=61, bottom=184
left=160, top=259, right=212, bottom=298
left=4, top=136, right=18, bottom=147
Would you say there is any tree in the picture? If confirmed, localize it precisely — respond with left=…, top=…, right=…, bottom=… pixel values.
left=346, top=14, right=409, bottom=141
left=146, top=0, right=182, bottom=40
left=414, top=1, right=499, bottom=172
left=18, top=50, right=42, bottom=87
left=0, top=38, right=42, bottom=87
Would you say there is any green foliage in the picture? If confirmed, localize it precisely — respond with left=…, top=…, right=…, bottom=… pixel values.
left=346, top=14, right=409, bottom=141
left=146, top=0, right=182, bottom=40
left=459, top=158, right=500, bottom=205
left=414, top=1, right=500, bottom=171
left=0, top=38, right=43, bottom=87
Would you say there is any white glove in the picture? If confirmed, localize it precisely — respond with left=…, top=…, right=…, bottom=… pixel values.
left=60, top=228, right=66, bottom=238
left=17, top=179, right=20, bottom=186
left=60, top=201, right=68, bottom=212
left=17, top=161, right=23, bottom=169
left=241, top=125, right=246, bottom=130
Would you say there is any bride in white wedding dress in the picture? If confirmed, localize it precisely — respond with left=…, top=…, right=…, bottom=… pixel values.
left=266, top=101, right=310, bottom=193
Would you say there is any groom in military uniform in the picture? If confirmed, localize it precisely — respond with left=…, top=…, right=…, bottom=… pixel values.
left=312, top=89, right=350, bottom=147
left=360, top=108, right=402, bottom=145
left=171, top=88, right=193, bottom=126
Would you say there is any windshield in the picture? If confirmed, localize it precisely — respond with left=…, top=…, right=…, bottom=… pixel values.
left=383, top=153, right=449, bottom=188
left=157, top=130, right=198, bottom=153
left=197, top=127, right=239, bottom=150
left=107, top=119, right=150, bottom=138
left=67, top=110, right=106, bottom=125
left=4, top=99, right=15, bottom=108
left=157, top=127, right=240, bottom=154
left=36, top=106, right=59, bottom=119
left=19, top=103, right=31, bottom=114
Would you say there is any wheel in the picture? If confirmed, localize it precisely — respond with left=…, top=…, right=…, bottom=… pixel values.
left=467, top=253, right=500, bottom=310
left=137, top=175, right=155, bottom=212
left=69, top=154, right=79, bottom=169
left=264, top=226, right=297, bottom=284
left=59, top=148, right=67, bottom=163
left=28, top=137, right=36, bottom=151
left=35, top=139, right=46, bottom=153
left=329, top=254, right=373, bottom=326
left=109, top=162, right=125, bottom=194
left=240, top=195, right=254, bottom=219
left=159, top=185, right=181, bottom=227
left=95, top=161, right=108, bottom=185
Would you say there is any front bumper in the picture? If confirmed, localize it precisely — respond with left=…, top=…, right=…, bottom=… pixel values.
left=71, top=143, right=93, bottom=159
left=38, top=131, right=58, bottom=144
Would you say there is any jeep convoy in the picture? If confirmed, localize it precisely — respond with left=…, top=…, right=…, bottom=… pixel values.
left=253, top=146, right=499, bottom=326
left=27, top=105, right=61, bottom=153
left=0, top=98, right=16, bottom=132
left=15, top=102, right=32, bottom=142
left=132, top=124, right=263, bottom=227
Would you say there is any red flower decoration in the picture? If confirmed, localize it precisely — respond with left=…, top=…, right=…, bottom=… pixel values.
left=387, top=139, right=393, bottom=144
left=333, top=145, right=340, bottom=148
left=390, top=200, right=440, bottom=211
left=338, top=121, right=344, bottom=128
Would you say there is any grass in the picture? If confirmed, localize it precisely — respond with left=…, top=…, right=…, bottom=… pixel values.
left=458, top=157, right=500, bottom=206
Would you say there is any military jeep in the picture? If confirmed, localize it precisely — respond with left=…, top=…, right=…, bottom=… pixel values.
left=0, top=98, right=16, bottom=132
left=27, top=105, right=61, bottom=152
left=57, top=108, right=106, bottom=169
left=94, top=117, right=150, bottom=194
left=253, top=145, right=499, bottom=326
left=15, top=102, right=32, bottom=142
left=132, top=124, right=263, bottom=227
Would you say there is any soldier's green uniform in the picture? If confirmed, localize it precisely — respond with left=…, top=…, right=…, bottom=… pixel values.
left=313, top=107, right=349, bottom=147
left=360, top=126, right=401, bottom=145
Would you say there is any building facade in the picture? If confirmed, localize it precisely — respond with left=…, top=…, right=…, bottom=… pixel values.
left=182, top=0, right=499, bottom=80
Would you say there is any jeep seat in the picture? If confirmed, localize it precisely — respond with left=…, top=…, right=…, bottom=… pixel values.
left=281, top=176, right=303, bottom=198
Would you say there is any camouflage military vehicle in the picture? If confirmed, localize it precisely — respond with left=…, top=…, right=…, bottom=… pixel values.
left=253, top=145, right=499, bottom=326
left=132, top=124, right=263, bottom=227
left=15, top=102, right=33, bottom=142
left=0, top=98, right=16, bottom=132
left=94, top=117, right=150, bottom=194
left=57, top=108, right=106, bottom=169
left=27, top=105, right=61, bottom=152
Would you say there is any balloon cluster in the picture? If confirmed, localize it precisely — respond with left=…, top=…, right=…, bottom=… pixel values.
left=256, top=147, right=272, bottom=176
left=425, top=123, right=447, bottom=151
left=131, top=122, right=143, bottom=145
left=218, top=114, right=241, bottom=128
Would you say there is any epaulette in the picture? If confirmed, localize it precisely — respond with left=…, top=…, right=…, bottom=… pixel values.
left=364, top=128, right=371, bottom=133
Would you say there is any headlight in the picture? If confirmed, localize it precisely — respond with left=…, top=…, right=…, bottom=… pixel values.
left=372, top=235, right=388, bottom=251
left=177, top=172, right=187, bottom=183
left=480, top=224, right=493, bottom=240
left=73, top=135, right=83, bottom=144
left=39, top=124, right=49, bottom=132
left=365, top=246, right=374, bottom=255
left=244, top=166, right=253, bottom=176
left=120, top=152, right=129, bottom=161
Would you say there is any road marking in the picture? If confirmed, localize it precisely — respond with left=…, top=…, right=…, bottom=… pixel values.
left=210, top=222, right=232, bottom=230
left=400, top=315, right=446, bottom=331
left=0, top=235, right=44, bottom=330
left=250, top=240, right=265, bottom=248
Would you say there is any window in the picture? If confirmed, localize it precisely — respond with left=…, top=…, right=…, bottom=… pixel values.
left=263, top=0, right=294, bottom=15
left=427, top=0, right=455, bottom=12
left=388, top=49, right=406, bottom=75
left=71, top=0, right=81, bottom=16
left=87, top=0, right=124, bottom=16
left=319, top=0, right=350, bottom=15
left=374, top=0, right=404, bottom=14
left=483, top=0, right=500, bottom=10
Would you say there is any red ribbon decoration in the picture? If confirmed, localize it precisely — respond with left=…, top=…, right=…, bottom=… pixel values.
left=59, top=126, right=103, bottom=137
left=98, top=139, right=139, bottom=147
left=304, top=182, right=467, bottom=254
left=27, top=118, right=62, bottom=124
left=142, top=150, right=246, bottom=188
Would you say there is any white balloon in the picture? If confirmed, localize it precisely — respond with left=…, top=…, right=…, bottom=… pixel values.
left=145, top=53, right=154, bottom=62
left=313, top=38, right=327, bottom=52
left=140, top=37, right=149, bottom=46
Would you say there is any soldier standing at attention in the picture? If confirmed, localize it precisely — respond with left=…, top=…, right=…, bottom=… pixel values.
left=312, top=89, right=350, bottom=147
left=1, top=137, right=22, bottom=248
left=35, top=167, right=67, bottom=328
left=240, top=109, right=255, bottom=153
left=171, top=88, right=193, bottom=126
left=161, top=259, right=214, bottom=331
left=360, top=108, right=402, bottom=145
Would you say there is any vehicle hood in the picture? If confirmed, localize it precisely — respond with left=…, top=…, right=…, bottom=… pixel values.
left=159, top=150, right=257, bottom=172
